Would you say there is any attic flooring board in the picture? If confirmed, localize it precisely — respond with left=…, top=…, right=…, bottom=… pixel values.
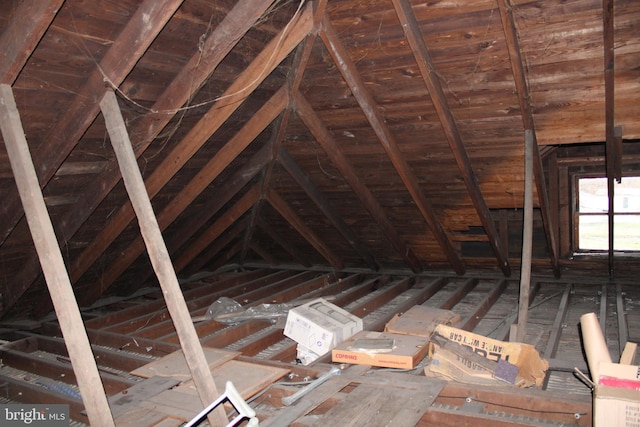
left=140, top=360, right=288, bottom=422
left=300, top=382, right=442, bottom=427
left=130, top=347, right=239, bottom=380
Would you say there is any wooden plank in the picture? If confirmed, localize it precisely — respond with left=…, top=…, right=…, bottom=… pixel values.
left=310, top=382, right=440, bottom=427
left=0, top=0, right=63, bottom=84
left=321, top=14, right=464, bottom=276
left=389, top=0, right=509, bottom=277
left=100, top=90, right=226, bottom=426
left=109, top=376, right=181, bottom=418
left=130, top=347, right=240, bottom=381
left=143, top=360, right=289, bottom=421
left=0, top=84, right=114, bottom=426
left=261, top=365, right=369, bottom=427
left=515, top=130, right=534, bottom=342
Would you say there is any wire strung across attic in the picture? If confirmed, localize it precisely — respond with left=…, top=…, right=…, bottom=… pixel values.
left=99, top=0, right=307, bottom=116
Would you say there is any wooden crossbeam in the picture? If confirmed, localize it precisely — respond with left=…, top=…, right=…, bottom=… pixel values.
left=0, top=84, right=115, bottom=426
left=100, top=90, right=227, bottom=426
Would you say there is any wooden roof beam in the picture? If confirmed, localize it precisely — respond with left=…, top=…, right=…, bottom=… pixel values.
left=256, top=216, right=312, bottom=267
left=497, top=0, right=561, bottom=277
left=278, top=147, right=379, bottom=270
left=392, top=0, right=510, bottom=277
left=293, top=91, right=423, bottom=273
left=185, top=217, right=251, bottom=275
left=320, top=16, right=461, bottom=275
left=0, top=0, right=184, bottom=318
left=78, top=87, right=289, bottom=304
left=68, top=4, right=312, bottom=287
left=174, top=184, right=262, bottom=273
left=241, top=0, right=327, bottom=266
left=0, top=0, right=63, bottom=84
left=0, top=0, right=184, bottom=246
left=266, top=188, right=345, bottom=270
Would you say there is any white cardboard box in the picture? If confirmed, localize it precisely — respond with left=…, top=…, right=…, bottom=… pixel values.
left=284, top=298, right=362, bottom=356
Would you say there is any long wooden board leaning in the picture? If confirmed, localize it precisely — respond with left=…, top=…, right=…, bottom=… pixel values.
left=425, top=324, right=548, bottom=387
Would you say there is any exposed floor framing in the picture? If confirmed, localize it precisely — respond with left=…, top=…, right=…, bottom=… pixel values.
left=0, top=267, right=635, bottom=426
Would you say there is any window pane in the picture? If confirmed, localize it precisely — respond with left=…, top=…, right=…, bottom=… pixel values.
left=614, top=214, right=640, bottom=250
left=578, top=214, right=608, bottom=250
left=578, top=177, right=608, bottom=213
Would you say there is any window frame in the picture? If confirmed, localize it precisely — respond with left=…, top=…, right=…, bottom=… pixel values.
left=572, top=173, right=640, bottom=254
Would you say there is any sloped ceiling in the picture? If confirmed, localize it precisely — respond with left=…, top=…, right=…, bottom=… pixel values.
left=0, top=0, right=638, bottom=320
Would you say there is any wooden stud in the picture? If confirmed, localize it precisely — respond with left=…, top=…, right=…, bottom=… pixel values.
left=0, top=84, right=115, bottom=426
left=516, top=130, right=534, bottom=342
left=100, top=90, right=227, bottom=426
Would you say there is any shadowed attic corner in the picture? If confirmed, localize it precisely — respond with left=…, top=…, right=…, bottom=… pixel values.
left=0, top=0, right=639, bottom=425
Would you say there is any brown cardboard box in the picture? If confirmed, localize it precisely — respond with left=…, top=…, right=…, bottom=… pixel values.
left=428, top=324, right=548, bottom=387
left=332, top=331, right=429, bottom=369
left=384, top=305, right=461, bottom=338
left=594, top=361, right=640, bottom=426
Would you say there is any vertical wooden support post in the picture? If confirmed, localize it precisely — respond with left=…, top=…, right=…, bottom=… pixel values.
left=99, top=90, right=227, bottom=426
left=0, top=84, right=115, bottom=426
left=516, top=129, right=534, bottom=342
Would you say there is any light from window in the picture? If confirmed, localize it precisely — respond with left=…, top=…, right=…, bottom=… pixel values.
left=577, top=177, right=640, bottom=251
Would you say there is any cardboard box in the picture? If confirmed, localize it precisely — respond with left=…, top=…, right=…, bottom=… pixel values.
left=594, top=362, right=640, bottom=426
left=385, top=305, right=461, bottom=338
left=284, top=298, right=362, bottom=356
left=430, top=324, right=548, bottom=387
left=332, top=331, right=429, bottom=369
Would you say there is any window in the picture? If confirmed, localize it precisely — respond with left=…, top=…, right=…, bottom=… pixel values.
left=576, top=176, right=640, bottom=251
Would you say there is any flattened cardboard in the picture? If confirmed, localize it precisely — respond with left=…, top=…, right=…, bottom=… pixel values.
left=385, top=305, right=461, bottom=338
left=332, top=331, right=429, bottom=369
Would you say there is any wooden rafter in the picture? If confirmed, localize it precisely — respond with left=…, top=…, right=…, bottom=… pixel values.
left=68, top=4, right=312, bottom=298
left=391, top=0, right=510, bottom=277
left=278, top=147, right=379, bottom=270
left=0, top=0, right=63, bottom=84
left=0, top=0, right=184, bottom=318
left=240, top=11, right=321, bottom=265
left=79, top=86, right=289, bottom=304
left=320, top=15, right=463, bottom=275
left=497, top=0, right=561, bottom=277
left=266, top=188, right=345, bottom=270
left=129, top=146, right=272, bottom=292
left=186, top=217, right=252, bottom=275
left=174, top=184, right=262, bottom=272
left=256, top=216, right=312, bottom=267
left=293, top=91, right=423, bottom=273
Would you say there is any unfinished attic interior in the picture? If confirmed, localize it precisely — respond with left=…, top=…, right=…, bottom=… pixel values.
left=0, top=0, right=640, bottom=425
